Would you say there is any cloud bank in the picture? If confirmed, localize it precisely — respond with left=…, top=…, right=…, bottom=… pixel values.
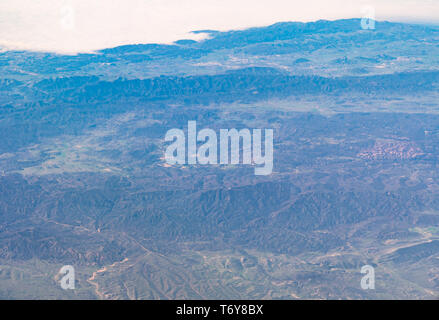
left=1, top=0, right=438, bottom=54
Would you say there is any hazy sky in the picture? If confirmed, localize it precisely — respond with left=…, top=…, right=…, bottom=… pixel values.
left=1, top=0, right=439, bottom=54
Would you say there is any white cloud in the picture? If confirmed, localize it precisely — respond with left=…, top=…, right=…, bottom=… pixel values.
left=1, top=0, right=438, bottom=54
